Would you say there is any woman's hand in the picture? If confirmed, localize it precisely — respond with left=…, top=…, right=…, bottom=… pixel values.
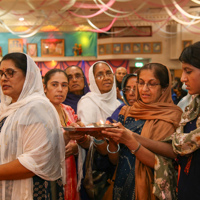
left=65, top=142, right=78, bottom=158
left=76, top=121, right=85, bottom=127
left=101, top=122, right=138, bottom=148
left=66, top=122, right=86, bottom=141
left=63, top=130, right=84, bottom=141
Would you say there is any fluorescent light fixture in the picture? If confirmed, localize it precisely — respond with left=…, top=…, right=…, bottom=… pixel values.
left=135, top=62, right=144, bottom=67
left=135, top=57, right=143, bottom=60
left=19, top=18, right=24, bottom=21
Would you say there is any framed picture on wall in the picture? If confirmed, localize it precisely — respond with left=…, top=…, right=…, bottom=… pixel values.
left=113, top=43, right=122, bottom=54
left=133, top=43, right=142, bottom=53
left=105, top=44, right=112, bottom=54
left=142, top=42, right=152, bottom=53
left=27, top=43, right=37, bottom=57
left=122, top=43, right=131, bottom=54
left=152, top=42, right=162, bottom=53
left=41, top=39, right=64, bottom=57
left=98, top=44, right=105, bottom=55
left=8, top=39, right=23, bottom=53
left=182, top=40, right=192, bottom=50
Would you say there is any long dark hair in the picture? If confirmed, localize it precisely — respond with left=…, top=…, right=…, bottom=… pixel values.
left=179, top=41, right=200, bottom=69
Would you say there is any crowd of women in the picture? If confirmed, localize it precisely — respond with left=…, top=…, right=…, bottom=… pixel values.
left=0, top=41, right=200, bottom=200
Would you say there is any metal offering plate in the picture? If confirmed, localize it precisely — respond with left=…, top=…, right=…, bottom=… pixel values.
left=63, top=123, right=115, bottom=132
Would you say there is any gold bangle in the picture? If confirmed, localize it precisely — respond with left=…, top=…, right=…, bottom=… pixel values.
left=130, top=143, right=141, bottom=155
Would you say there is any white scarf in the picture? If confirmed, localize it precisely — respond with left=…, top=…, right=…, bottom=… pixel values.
left=0, top=54, right=65, bottom=200
left=77, top=61, right=120, bottom=125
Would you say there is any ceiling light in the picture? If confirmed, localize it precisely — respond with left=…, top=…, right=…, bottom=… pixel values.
left=19, top=17, right=24, bottom=21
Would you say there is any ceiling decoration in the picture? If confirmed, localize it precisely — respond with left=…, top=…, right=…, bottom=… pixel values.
left=0, top=0, right=199, bottom=37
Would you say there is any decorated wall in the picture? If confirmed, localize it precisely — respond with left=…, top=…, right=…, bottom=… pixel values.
left=0, top=32, right=97, bottom=57
left=37, top=60, right=130, bottom=82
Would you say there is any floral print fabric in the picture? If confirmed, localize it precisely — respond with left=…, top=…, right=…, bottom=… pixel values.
left=154, top=95, right=200, bottom=200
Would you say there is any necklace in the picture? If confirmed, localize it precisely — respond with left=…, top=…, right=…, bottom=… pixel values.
left=59, top=104, right=68, bottom=127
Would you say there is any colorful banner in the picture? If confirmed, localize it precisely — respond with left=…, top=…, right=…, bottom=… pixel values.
left=37, top=60, right=130, bottom=82
left=0, top=32, right=97, bottom=57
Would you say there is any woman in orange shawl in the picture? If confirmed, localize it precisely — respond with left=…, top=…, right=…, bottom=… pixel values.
left=102, top=63, right=182, bottom=200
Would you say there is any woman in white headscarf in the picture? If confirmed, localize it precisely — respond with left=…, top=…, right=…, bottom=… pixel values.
left=77, top=61, right=120, bottom=125
left=0, top=53, right=65, bottom=200
left=76, top=61, right=120, bottom=200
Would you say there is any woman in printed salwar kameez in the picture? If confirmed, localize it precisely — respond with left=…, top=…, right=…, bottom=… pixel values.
left=44, top=69, right=90, bottom=200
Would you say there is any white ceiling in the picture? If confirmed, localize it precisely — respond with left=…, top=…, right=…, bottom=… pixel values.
left=0, top=0, right=199, bottom=34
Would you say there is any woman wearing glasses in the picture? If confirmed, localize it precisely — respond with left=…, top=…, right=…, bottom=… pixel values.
left=63, top=66, right=90, bottom=114
left=102, top=63, right=182, bottom=200
left=77, top=61, right=120, bottom=200
left=77, top=61, right=120, bottom=125
left=107, top=73, right=137, bottom=123
left=0, top=53, right=65, bottom=199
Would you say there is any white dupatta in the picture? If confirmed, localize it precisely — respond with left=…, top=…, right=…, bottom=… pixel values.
left=0, top=54, right=65, bottom=200
left=77, top=61, right=120, bottom=125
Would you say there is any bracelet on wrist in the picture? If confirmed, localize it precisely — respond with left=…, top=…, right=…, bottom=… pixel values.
left=107, top=144, right=120, bottom=154
left=76, top=135, right=87, bottom=144
left=94, top=138, right=105, bottom=145
left=130, top=143, right=141, bottom=155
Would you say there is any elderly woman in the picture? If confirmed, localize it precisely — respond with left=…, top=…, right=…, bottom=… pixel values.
left=0, top=53, right=65, bottom=199
left=63, top=66, right=90, bottom=114
left=102, top=63, right=182, bottom=200
left=76, top=61, right=120, bottom=200
left=117, top=41, right=200, bottom=200
left=77, top=61, right=120, bottom=125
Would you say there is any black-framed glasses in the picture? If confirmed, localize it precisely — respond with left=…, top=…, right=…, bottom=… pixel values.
left=0, top=68, right=17, bottom=79
left=67, top=74, right=84, bottom=82
left=137, top=81, right=160, bottom=89
left=122, top=87, right=136, bottom=94
left=95, top=71, right=114, bottom=80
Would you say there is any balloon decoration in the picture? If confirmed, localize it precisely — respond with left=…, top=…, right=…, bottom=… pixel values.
left=0, top=0, right=199, bottom=38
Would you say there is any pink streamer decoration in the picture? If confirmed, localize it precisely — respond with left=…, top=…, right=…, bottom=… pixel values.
left=134, top=12, right=168, bottom=23
left=68, top=0, right=115, bottom=19
left=73, top=1, right=115, bottom=9
left=11, top=0, right=47, bottom=16
left=142, top=0, right=187, bottom=8
left=181, top=12, right=200, bottom=34
left=86, top=16, right=118, bottom=33
left=131, top=0, right=188, bottom=23
left=122, top=7, right=179, bottom=36
left=183, top=25, right=200, bottom=34
left=181, top=11, right=200, bottom=30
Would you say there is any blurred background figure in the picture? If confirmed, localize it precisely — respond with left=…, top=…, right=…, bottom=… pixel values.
left=107, top=73, right=137, bottom=123
left=177, top=83, right=193, bottom=111
left=115, top=67, right=127, bottom=103
left=172, top=77, right=187, bottom=104
left=63, top=66, right=90, bottom=114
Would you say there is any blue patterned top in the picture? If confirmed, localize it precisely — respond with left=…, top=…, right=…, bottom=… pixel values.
left=113, top=115, right=145, bottom=200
